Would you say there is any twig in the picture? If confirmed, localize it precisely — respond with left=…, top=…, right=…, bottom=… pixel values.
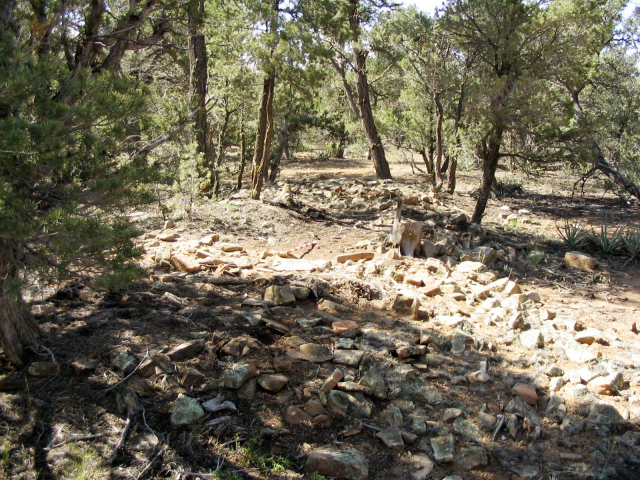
left=221, top=437, right=246, bottom=447
left=50, top=433, right=103, bottom=449
left=108, top=417, right=132, bottom=465
left=177, top=472, right=216, bottom=479
left=43, top=426, right=64, bottom=451
left=136, top=449, right=164, bottom=480
left=103, top=349, right=149, bottom=392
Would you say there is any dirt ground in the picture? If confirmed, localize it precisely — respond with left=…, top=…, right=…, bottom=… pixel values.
left=1, top=151, right=639, bottom=480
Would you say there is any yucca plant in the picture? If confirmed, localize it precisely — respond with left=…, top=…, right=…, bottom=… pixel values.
left=556, top=219, right=588, bottom=250
left=623, top=228, right=640, bottom=260
left=590, top=218, right=626, bottom=255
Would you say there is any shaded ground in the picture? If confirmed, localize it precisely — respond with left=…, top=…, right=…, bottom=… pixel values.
left=1, top=151, right=639, bottom=480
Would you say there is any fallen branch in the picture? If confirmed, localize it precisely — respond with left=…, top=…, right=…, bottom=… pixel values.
left=107, top=417, right=132, bottom=465
left=177, top=472, right=216, bottom=479
left=49, top=433, right=103, bottom=449
left=136, top=449, right=164, bottom=480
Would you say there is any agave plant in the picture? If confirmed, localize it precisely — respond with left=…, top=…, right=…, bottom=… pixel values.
left=590, top=218, right=626, bottom=255
left=556, top=219, right=588, bottom=250
left=623, top=228, right=640, bottom=260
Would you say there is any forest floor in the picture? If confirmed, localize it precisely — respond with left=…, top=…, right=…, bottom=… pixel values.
left=1, top=152, right=640, bottom=480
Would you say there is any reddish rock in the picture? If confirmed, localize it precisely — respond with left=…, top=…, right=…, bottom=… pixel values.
left=257, top=374, right=289, bottom=393
left=167, top=339, right=205, bottom=361
left=332, top=320, right=360, bottom=338
left=336, top=252, right=374, bottom=263
left=273, top=356, right=292, bottom=372
left=512, top=382, right=538, bottom=404
left=285, top=406, right=313, bottom=425
left=320, top=369, right=345, bottom=393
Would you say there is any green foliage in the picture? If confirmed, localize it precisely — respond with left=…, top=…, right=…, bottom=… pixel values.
left=589, top=218, right=626, bottom=255
left=526, top=250, right=546, bottom=265
left=236, top=437, right=293, bottom=473
left=556, top=219, right=589, bottom=250
left=0, top=27, right=155, bottom=289
left=622, top=228, right=640, bottom=259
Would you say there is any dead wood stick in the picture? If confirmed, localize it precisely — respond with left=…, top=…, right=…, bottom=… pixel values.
left=177, top=472, right=216, bottom=479
left=50, top=433, right=103, bottom=449
left=43, top=426, right=64, bottom=451
left=136, top=449, right=164, bottom=480
left=103, top=348, right=149, bottom=392
left=107, top=417, right=132, bottom=465
left=221, top=437, right=247, bottom=447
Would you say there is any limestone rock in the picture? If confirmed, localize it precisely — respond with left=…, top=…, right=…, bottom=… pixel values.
left=167, top=339, right=205, bottom=361
left=376, top=426, right=404, bottom=450
left=392, top=294, right=420, bottom=320
left=224, top=365, right=257, bottom=389
left=264, top=285, right=296, bottom=306
left=170, top=253, right=202, bottom=273
left=587, top=403, right=625, bottom=424
left=520, top=329, right=544, bottom=349
left=336, top=252, right=374, bottom=263
left=455, top=447, right=488, bottom=470
left=430, top=435, right=455, bottom=463
left=171, top=394, right=205, bottom=427
left=300, top=343, right=333, bottom=363
left=305, top=446, right=369, bottom=480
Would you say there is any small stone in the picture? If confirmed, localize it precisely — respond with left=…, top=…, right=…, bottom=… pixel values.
left=285, top=406, right=312, bottom=425
left=359, top=367, right=387, bottom=399
left=512, top=382, right=538, bottom=404
left=180, top=368, right=205, bottom=387
left=430, top=435, right=455, bottom=463
left=264, top=285, right=296, bottom=306
left=412, top=416, right=427, bottom=435
left=384, top=405, right=404, bottom=426
left=304, top=399, right=326, bottom=416
left=455, top=261, right=485, bottom=273
left=544, top=394, right=567, bottom=422
left=299, top=343, right=333, bottom=363
left=376, top=426, right=404, bottom=450
left=520, top=329, right=544, bottom=349
left=402, top=453, right=434, bottom=480
left=170, top=253, right=201, bottom=273
left=546, top=364, right=564, bottom=377
left=539, top=308, right=556, bottom=321
left=171, top=394, right=205, bottom=427
left=258, top=374, right=289, bottom=393
left=473, top=246, right=497, bottom=264
left=415, top=385, right=443, bottom=404
left=112, top=353, right=137, bottom=374
left=392, top=294, right=420, bottom=320
left=575, top=327, right=605, bottom=345
left=236, top=378, right=257, bottom=400
left=550, top=377, right=564, bottom=392
left=321, top=369, right=345, bottom=393
left=467, top=370, right=491, bottom=384
left=455, top=447, right=488, bottom=470
left=564, top=344, right=597, bottom=363
left=153, top=353, right=173, bottom=374
left=312, top=415, right=332, bottom=428
left=327, top=390, right=350, bottom=415
left=453, top=417, right=483, bottom=442
left=336, top=252, right=374, bottom=263
left=442, top=408, right=463, bottom=423
left=273, top=356, right=292, bottom=372
left=28, top=362, right=59, bottom=377
left=158, top=233, right=178, bottom=241
left=561, top=414, right=584, bottom=434
left=396, top=345, right=426, bottom=358
left=564, top=251, right=596, bottom=271
left=224, top=365, right=257, bottom=389
left=220, top=243, right=243, bottom=252
left=167, top=339, right=205, bottom=361
left=70, top=360, right=96, bottom=375
left=587, top=403, right=625, bottom=424
left=305, top=446, right=369, bottom=480
left=332, top=320, right=360, bottom=338
left=333, top=350, right=364, bottom=367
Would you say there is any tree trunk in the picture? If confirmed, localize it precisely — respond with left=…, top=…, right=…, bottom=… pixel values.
left=570, top=90, right=640, bottom=202
left=419, top=149, right=434, bottom=176
left=188, top=0, right=214, bottom=190
left=445, top=84, right=465, bottom=194
left=335, top=138, right=345, bottom=159
left=236, top=113, right=247, bottom=190
left=268, top=113, right=289, bottom=183
left=446, top=154, right=457, bottom=194
left=433, top=92, right=445, bottom=191
left=472, top=126, right=503, bottom=223
left=348, top=1, right=392, bottom=180
left=0, top=240, right=40, bottom=367
left=250, top=71, right=276, bottom=200
left=213, top=107, right=231, bottom=195
left=331, top=56, right=360, bottom=120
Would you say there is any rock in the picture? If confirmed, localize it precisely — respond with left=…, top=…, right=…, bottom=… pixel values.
left=546, top=364, right=564, bottom=377
left=384, top=405, right=404, bottom=426
left=512, top=382, right=538, bottom=404
left=392, top=294, right=420, bottom=320
left=545, top=394, right=566, bottom=422
left=258, top=374, right=289, bottom=393
left=467, top=370, right=491, bottom=384
left=564, top=251, right=596, bottom=271
left=171, top=394, right=205, bottom=427
left=455, top=261, right=485, bottom=274
left=376, top=426, right=404, bottom=450
left=112, top=353, right=137, bottom=374
left=304, top=399, right=326, bottom=416
left=291, top=286, right=311, bottom=299
left=180, top=368, right=205, bottom=387
left=455, top=447, right=488, bottom=470
left=564, top=344, right=597, bottom=363
left=264, top=285, right=296, bottom=306
left=336, top=252, right=374, bottom=263
left=273, top=356, right=292, bottom=372
left=236, top=378, right=257, bottom=400
left=321, top=369, right=345, bottom=393
left=539, top=308, right=556, bottom=321
left=401, top=453, right=434, bottom=480
left=415, top=385, right=443, bottom=404
left=158, top=233, right=178, bottom=242
left=300, top=343, right=333, bottom=363
left=347, top=393, right=373, bottom=418
left=152, top=353, right=173, bottom=374
left=420, top=240, right=439, bottom=258
left=358, top=367, right=387, bottom=399
left=167, top=339, right=205, bottom=361
left=28, top=362, right=59, bottom=377
left=318, top=298, right=350, bottom=315
left=70, top=360, right=96, bottom=375
left=396, top=345, right=426, bottom=358
left=305, top=446, right=369, bottom=480
left=333, top=350, right=364, bottom=367
left=412, top=416, right=427, bottom=435
left=430, top=435, right=455, bottom=463
left=588, top=376, right=614, bottom=395
left=129, top=432, right=158, bottom=451
left=285, top=406, right=312, bottom=425
left=508, top=312, right=526, bottom=330
left=219, top=243, right=243, bottom=252
left=442, top=408, right=463, bottom=423
left=333, top=320, right=360, bottom=338
left=575, top=327, right=605, bottom=345
left=549, top=377, right=564, bottom=392
left=453, top=417, right=483, bottom=442
left=327, top=390, right=350, bottom=415
left=520, top=329, right=544, bottom=349
left=312, top=415, right=332, bottom=428
left=587, top=403, right=625, bottom=424
left=561, top=414, right=584, bottom=434
left=200, top=235, right=218, bottom=245
left=224, top=365, right=257, bottom=389
left=473, top=246, right=497, bottom=264
left=170, top=253, right=201, bottom=273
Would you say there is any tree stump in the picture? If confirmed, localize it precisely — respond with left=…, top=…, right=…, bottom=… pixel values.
left=390, top=198, right=423, bottom=257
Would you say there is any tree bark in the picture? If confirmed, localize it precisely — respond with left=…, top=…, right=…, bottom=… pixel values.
left=348, top=1, right=392, bottom=180
left=419, top=149, right=434, bottom=176
left=433, top=92, right=445, bottom=191
left=213, top=106, right=232, bottom=195
left=472, top=126, right=503, bottom=223
left=236, top=114, right=247, bottom=190
left=188, top=0, right=214, bottom=191
left=74, top=0, right=104, bottom=72
left=0, top=240, right=40, bottom=367
left=331, top=56, right=360, bottom=120
left=268, top=113, right=289, bottom=183
left=569, top=89, right=640, bottom=202
left=250, top=71, right=276, bottom=199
